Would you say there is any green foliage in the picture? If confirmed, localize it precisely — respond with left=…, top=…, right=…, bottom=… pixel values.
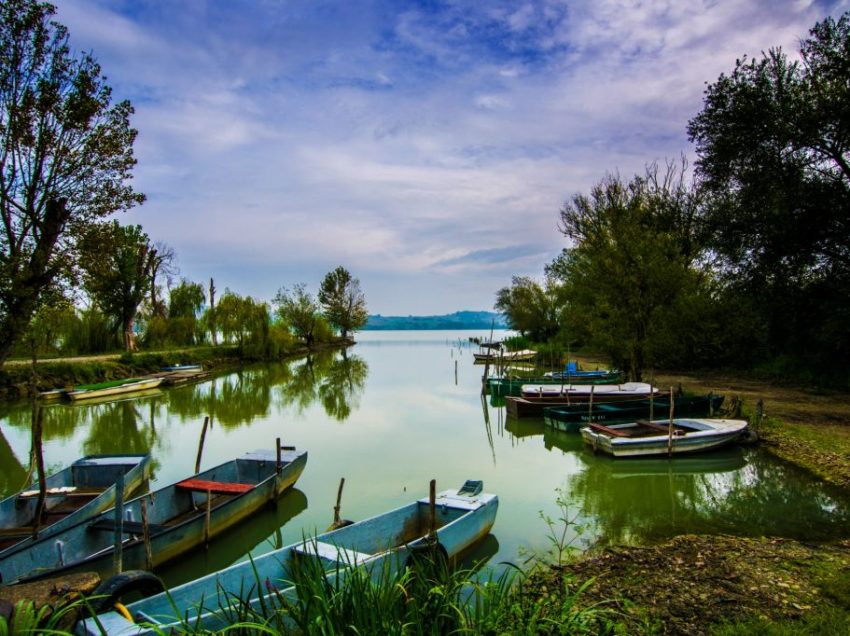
left=318, top=266, right=368, bottom=338
left=495, top=276, right=563, bottom=342
left=62, top=307, right=117, bottom=355
left=688, top=11, right=850, bottom=377
left=78, top=221, right=156, bottom=352
left=0, top=0, right=144, bottom=365
left=212, top=291, right=273, bottom=359
left=274, top=283, right=321, bottom=346
left=552, top=163, right=715, bottom=379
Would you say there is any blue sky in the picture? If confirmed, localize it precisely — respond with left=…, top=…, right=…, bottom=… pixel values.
left=56, top=0, right=846, bottom=315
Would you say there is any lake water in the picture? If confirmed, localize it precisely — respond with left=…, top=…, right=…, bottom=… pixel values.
left=2, top=330, right=849, bottom=587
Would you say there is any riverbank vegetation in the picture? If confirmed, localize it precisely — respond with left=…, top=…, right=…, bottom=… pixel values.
left=497, top=12, right=850, bottom=389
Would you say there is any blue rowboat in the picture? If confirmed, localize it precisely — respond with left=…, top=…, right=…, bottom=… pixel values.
left=580, top=418, right=749, bottom=457
left=77, top=482, right=498, bottom=634
left=543, top=394, right=725, bottom=433
left=0, top=447, right=307, bottom=585
left=0, top=455, right=151, bottom=562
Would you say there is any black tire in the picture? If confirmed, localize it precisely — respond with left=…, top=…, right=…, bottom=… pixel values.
left=89, top=570, right=165, bottom=614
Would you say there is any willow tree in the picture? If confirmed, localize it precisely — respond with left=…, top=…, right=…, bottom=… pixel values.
left=0, top=0, right=144, bottom=364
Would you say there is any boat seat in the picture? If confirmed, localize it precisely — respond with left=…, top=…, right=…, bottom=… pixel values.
left=589, top=423, right=631, bottom=437
left=175, top=479, right=254, bottom=495
left=88, top=519, right=167, bottom=535
left=292, top=541, right=372, bottom=564
left=636, top=420, right=686, bottom=435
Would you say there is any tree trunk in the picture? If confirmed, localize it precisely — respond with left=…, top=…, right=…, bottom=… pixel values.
left=0, top=199, right=68, bottom=367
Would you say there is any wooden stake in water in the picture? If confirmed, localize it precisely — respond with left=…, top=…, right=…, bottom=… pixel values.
left=667, top=386, right=675, bottom=457
left=428, top=479, right=437, bottom=539
left=195, top=416, right=210, bottom=474
left=649, top=371, right=655, bottom=421
left=141, top=497, right=153, bottom=570
left=588, top=384, right=595, bottom=423
left=113, top=471, right=125, bottom=573
left=333, top=477, right=345, bottom=527
left=276, top=437, right=282, bottom=474
left=30, top=404, right=46, bottom=540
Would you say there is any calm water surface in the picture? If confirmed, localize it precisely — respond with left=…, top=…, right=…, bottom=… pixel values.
left=1, top=330, right=849, bottom=587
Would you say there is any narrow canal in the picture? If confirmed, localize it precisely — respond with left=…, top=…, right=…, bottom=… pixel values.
left=1, top=330, right=848, bottom=588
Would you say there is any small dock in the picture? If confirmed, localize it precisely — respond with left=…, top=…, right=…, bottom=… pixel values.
left=152, top=368, right=213, bottom=387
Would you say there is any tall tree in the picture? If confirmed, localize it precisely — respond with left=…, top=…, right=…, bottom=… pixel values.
left=0, top=0, right=144, bottom=364
left=274, top=283, right=320, bottom=345
left=78, top=221, right=155, bottom=351
left=318, top=266, right=368, bottom=339
left=555, top=164, right=709, bottom=379
left=148, top=241, right=177, bottom=318
left=687, top=12, right=850, bottom=370
left=167, top=279, right=205, bottom=345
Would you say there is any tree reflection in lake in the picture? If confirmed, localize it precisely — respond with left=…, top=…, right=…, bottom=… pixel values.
left=567, top=445, right=850, bottom=545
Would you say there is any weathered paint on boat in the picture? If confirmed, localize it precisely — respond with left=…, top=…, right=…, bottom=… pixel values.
left=65, top=378, right=164, bottom=401
left=76, top=486, right=498, bottom=635
left=0, top=455, right=151, bottom=562
left=506, top=392, right=660, bottom=419
left=543, top=395, right=725, bottom=433
left=521, top=381, right=657, bottom=399
left=487, top=374, right=623, bottom=397
left=1, top=448, right=307, bottom=585
left=580, top=418, right=749, bottom=457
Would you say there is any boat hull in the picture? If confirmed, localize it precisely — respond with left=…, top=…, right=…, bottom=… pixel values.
left=65, top=378, right=164, bottom=401
left=0, top=455, right=151, bottom=563
left=543, top=395, right=725, bottom=433
left=580, top=418, right=749, bottom=457
left=77, top=487, right=498, bottom=635
left=2, top=449, right=306, bottom=585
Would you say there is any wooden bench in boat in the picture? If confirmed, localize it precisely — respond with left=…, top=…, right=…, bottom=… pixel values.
left=589, top=422, right=685, bottom=437
left=292, top=541, right=372, bottom=564
left=174, top=479, right=254, bottom=495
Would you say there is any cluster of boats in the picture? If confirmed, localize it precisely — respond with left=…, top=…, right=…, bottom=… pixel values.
left=0, top=443, right=498, bottom=631
left=485, top=361, right=751, bottom=458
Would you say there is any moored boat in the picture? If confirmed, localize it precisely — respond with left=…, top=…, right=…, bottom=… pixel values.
left=472, top=348, right=537, bottom=363
left=521, top=381, right=657, bottom=399
left=64, top=377, right=164, bottom=402
left=543, top=394, right=725, bottom=433
left=77, top=481, right=499, bottom=634
left=0, top=446, right=307, bottom=585
left=0, top=455, right=151, bottom=562
left=487, top=373, right=622, bottom=398
left=580, top=418, right=749, bottom=457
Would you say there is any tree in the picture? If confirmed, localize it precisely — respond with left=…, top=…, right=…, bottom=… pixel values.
left=78, top=221, right=155, bottom=351
left=167, top=279, right=205, bottom=345
left=554, top=164, right=711, bottom=379
left=494, top=276, right=563, bottom=342
left=687, top=12, right=850, bottom=372
left=318, top=266, right=368, bottom=338
left=274, top=283, right=321, bottom=345
left=213, top=290, right=270, bottom=356
left=148, top=241, right=177, bottom=318
left=0, top=0, right=144, bottom=364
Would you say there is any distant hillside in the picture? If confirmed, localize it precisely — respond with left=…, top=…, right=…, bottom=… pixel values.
left=364, top=311, right=508, bottom=330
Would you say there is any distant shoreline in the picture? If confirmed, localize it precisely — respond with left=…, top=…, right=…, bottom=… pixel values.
left=364, top=311, right=507, bottom=331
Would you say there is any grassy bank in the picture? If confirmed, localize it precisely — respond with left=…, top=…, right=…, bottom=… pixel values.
left=0, top=339, right=354, bottom=402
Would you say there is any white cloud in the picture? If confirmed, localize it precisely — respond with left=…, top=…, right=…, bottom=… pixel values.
left=57, top=0, right=847, bottom=313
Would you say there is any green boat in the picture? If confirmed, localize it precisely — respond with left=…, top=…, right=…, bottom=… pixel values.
left=543, top=394, right=725, bottom=433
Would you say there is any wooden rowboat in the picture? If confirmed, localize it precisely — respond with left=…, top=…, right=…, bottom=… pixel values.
left=0, top=455, right=151, bottom=564
left=0, top=447, right=307, bottom=585
left=472, top=348, right=537, bottom=363
left=77, top=482, right=498, bottom=635
left=64, top=378, right=164, bottom=402
left=487, top=373, right=622, bottom=397
left=506, top=388, right=660, bottom=419
left=520, top=381, right=658, bottom=399
left=543, top=395, right=725, bottom=433
left=580, top=418, right=749, bottom=457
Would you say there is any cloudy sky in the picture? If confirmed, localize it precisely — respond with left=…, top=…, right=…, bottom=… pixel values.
left=55, top=0, right=846, bottom=315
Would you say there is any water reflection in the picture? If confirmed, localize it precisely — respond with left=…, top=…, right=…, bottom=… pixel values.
left=154, top=488, right=309, bottom=588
